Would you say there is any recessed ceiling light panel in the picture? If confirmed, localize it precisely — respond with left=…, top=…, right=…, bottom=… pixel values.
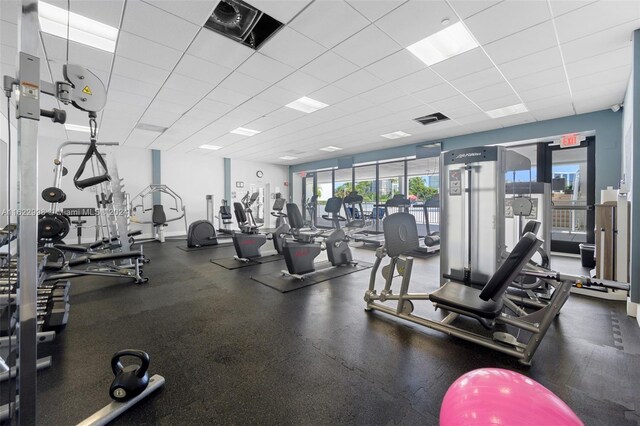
left=230, top=127, right=261, bottom=136
left=200, top=144, right=223, bottom=150
left=406, top=21, right=478, bottom=66
left=135, top=123, right=168, bottom=133
left=39, top=2, right=119, bottom=52
left=485, top=103, right=528, bottom=119
left=285, top=97, right=329, bottom=114
left=279, top=155, right=298, bottom=160
left=381, top=131, right=411, bottom=139
left=319, top=146, right=342, bottom=152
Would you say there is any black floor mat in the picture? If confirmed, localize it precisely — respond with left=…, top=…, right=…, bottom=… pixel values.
left=211, top=254, right=283, bottom=270
left=251, top=261, right=373, bottom=293
left=176, top=241, right=233, bottom=252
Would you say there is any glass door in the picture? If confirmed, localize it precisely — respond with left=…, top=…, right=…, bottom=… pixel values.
left=316, top=171, right=334, bottom=228
left=549, top=139, right=594, bottom=254
left=302, top=173, right=316, bottom=226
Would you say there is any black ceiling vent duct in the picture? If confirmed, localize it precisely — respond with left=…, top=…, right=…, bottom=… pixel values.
left=414, top=112, right=450, bottom=125
left=204, top=0, right=283, bottom=50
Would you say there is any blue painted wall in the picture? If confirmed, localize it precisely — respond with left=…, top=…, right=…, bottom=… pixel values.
left=630, top=30, right=639, bottom=303
left=151, top=150, right=161, bottom=205
left=292, top=109, right=622, bottom=203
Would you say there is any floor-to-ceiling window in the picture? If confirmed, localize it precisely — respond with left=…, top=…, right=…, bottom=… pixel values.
left=354, top=165, right=377, bottom=227
left=316, top=170, right=334, bottom=227
left=406, top=157, right=440, bottom=236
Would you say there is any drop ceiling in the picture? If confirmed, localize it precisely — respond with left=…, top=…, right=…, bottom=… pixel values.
left=1, top=0, right=638, bottom=165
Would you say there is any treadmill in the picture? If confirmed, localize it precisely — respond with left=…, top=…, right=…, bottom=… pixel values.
left=344, top=192, right=385, bottom=247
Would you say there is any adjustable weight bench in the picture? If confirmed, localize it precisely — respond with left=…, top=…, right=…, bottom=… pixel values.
left=43, top=245, right=148, bottom=284
left=364, top=212, right=627, bottom=365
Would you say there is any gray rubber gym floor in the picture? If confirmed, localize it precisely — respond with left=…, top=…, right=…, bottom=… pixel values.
left=37, top=242, right=640, bottom=425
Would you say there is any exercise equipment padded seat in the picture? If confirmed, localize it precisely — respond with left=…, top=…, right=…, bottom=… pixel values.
left=430, top=232, right=541, bottom=321
left=152, top=205, right=167, bottom=227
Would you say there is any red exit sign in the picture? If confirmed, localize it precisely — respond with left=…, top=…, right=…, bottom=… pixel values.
left=560, top=133, right=580, bottom=148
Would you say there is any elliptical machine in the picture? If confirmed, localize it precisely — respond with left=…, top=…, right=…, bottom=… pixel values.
left=187, top=195, right=220, bottom=248
left=217, top=200, right=234, bottom=235
left=232, top=192, right=267, bottom=261
left=271, top=194, right=289, bottom=255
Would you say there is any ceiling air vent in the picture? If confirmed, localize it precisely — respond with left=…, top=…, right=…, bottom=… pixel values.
left=204, top=0, right=283, bottom=50
left=414, top=112, right=450, bottom=126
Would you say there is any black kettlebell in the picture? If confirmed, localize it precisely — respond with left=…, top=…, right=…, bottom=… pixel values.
left=109, top=349, right=150, bottom=402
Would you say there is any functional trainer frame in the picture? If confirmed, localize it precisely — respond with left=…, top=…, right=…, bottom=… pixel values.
left=364, top=213, right=629, bottom=365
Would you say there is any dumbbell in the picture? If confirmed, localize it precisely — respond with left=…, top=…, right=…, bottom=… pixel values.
left=38, top=299, right=70, bottom=333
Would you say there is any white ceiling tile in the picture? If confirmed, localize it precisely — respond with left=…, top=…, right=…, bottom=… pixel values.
left=526, top=93, right=573, bottom=112
left=390, top=68, right=444, bottom=95
left=455, top=113, right=493, bottom=126
left=206, top=86, right=252, bottom=106
left=275, top=71, right=326, bottom=95
left=381, top=95, right=423, bottom=113
left=345, top=0, right=406, bottom=22
left=365, top=49, right=426, bottom=82
left=333, top=69, right=383, bottom=95
left=260, top=27, right=326, bottom=68
left=109, top=74, right=161, bottom=98
left=121, top=0, right=199, bottom=50
left=554, top=1, right=640, bottom=43
left=509, top=67, right=566, bottom=93
left=494, top=112, right=536, bottom=128
left=565, top=46, right=632, bottom=80
left=174, top=54, right=232, bottom=85
left=187, top=29, right=254, bottom=69
left=463, top=121, right=501, bottom=133
left=359, top=84, right=404, bottom=104
left=484, top=20, right=558, bottom=64
left=308, top=85, right=353, bottom=105
left=141, top=0, right=216, bottom=25
left=301, top=51, right=360, bottom=83
left=257, top=0, right=314, bottom=23
left=255, top=86, right=303, bottom=106
left=530, top=103, right=575, bottom=121
left=429, top=95, right=482, bottom=119
left=163, top=73, right=215, bottom=98
left=465, top=0, right=550, bottom=44
left=332, top=25, right=400, bottom=67
left=245, top=108, right=306, bottom=131
left=236, top=53, right=294, bottom=84
left=450, top=67, right=505, bottom=92
left=190, top=98, right=235, bottom=117
left=116, top=31, right=182, bottom=70
left=560, top=19, right=638, bottom=63
left=334, top=96, right=376, bottom=114
left=289, top=0, right=370, bottom=48
left=549, top=0, right=597, bottom=17
left=430, top=47, right=494, bottom=81
left=219, top=72, right=272, bottom=97
left=140, top=106, right=183, bottom=128
left=241, top=97, right=281, bottom=115
left=519, top=81, right=571, bottom=103
left=154, top=86, right=201, bottom=111
left=570, top=65, right=631, bottom=93
left=448, top=0, right=502, bottom=19
left=375, top=0, right=456, bottom=47
left=412, top=83, right=460, bottom=105
left=475, top=93, right=521, bottom=111
left=104, top=89, right=153, bottom=113
left=148, top=98, right=191, bottom=115
left=124, top=128, right=161, bottom=148
left=465, top=82, right=515, bottom=104
left=112, top=56, right=171, bottom=86
left=499, top=47, right=562, bottom=80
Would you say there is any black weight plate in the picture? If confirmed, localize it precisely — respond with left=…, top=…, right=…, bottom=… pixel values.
left=42, top=187, right=66, bottom=203
left=38, top=214, right=70, bottom=241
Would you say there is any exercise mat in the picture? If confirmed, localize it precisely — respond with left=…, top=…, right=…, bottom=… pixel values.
left=251, top=261, right=372, bottom=293
left=211, top=254, right=283, bottom=270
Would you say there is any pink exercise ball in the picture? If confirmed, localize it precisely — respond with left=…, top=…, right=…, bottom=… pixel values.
left=440, top=368, right=584, bottom=426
